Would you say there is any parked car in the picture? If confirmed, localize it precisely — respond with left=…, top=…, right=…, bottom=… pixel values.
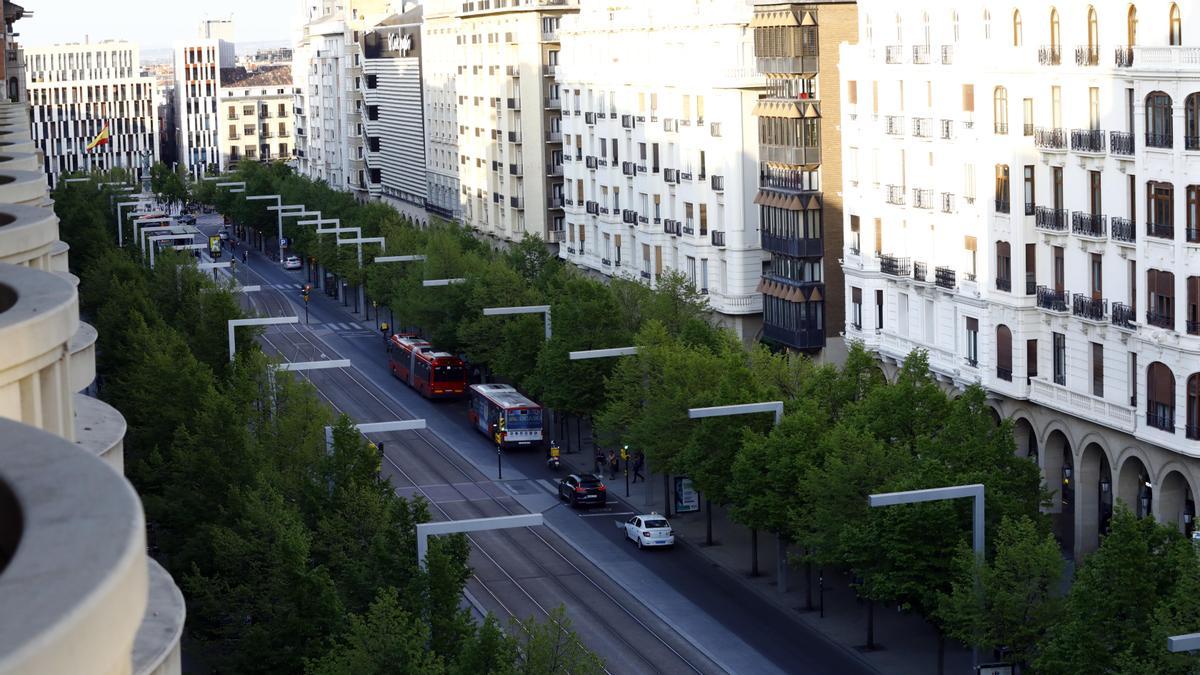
left=284, top=255, right=303, bottom=270
left=218, top=229, right=230, bottom=240
left=175, top=214, right=196, bottom=225
left=558, top=473, right=606, bottom=508
left=622, top=513, right=674, bottom=549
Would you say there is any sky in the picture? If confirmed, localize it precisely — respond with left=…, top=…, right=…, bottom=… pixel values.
left=18, top=0, right=296, bottom=51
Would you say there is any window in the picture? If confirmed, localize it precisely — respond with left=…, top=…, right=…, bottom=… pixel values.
left=1052, top=166, right=1064, bottom=209
left=1089, top=87, right=1100, bottom=129
left=850, top=215, right=861, bottom=252
left=1013, top=10, right=1023, bottom=46
left=1186, top=94, right=1200, bottom=150
left=1189, top=276, right=1200, bottom=335
left=699, top=204, right=708, bottom=236
left=996, top=241, right=1012, bottom=290
left=1148, top=181, right=1174, bottom=238
left=1053, top=245, right=1065, bottom=292
left=1023, top=98, right=1033, bottom=136
left=995, top=164, right=1010, bottom=212
left=1088, top=171, right=1102, bottom=215
left=952, top=10, right=959, bottom=42
left=965, top=317, right=979, bottom=366
left=642, top=244, right=651, bottom=275
left=898, top=292, right=909, bottom=336
left=1189, top=374, right=1200, bottom=439
left=1092, top=342, right=1104, bottom=397
left=1128, top=5, right=1138, bottom=46
left=983, top=9, right=991, bottom=40
left=962, top=84, right=974, bottom=115
left=875, top=289, right=884, bottom=330
left=965, top=236, right=978, bottom=279
left=1171, top=3, right=1182, bottom=46
left=1145, top=92, right=1173, bottom=147
left=851, top=287, right=863, bottom=329
left=874, top=218, right=883, bottom=254
left=699, top=259, right=708, bottom=293
left=1091, top=253, right=1103, bottom=298
left=1087, top=6, right=1099, bottom=51
left=925, top=299, right=935, bottom=341
left=1027, top=339, right=1039, bottom=381
left=1025, top=243, right=1036, bottom=295
left=1053, top=332, right=1066, bottom=385
left=996, top=324, right=1013, bottom=380
left=1147, top=268, right=1176, bottom=327
left=1050, top=8, right=1061, bottom=50
left=1147, top=361, right=1176, bottom=431
left=993, top=87, right=1008, bottom=134
left=1024, top=165, right=1035, bottom=215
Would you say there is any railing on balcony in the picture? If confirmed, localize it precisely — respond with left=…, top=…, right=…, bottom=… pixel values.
left=1075, top=45, right=1100, bottom=66
left=585, top=155, right=598, bottom=170
left=941, top=192, right=955, bottom=213
left=1112, top=302, right=1136, bottom=329
left=509, top=163, right=522, bottom=176
left=935, top=266, right=956, bottom=289
left=663, top=219, right=681, bottom=235
left=1035, top=206, right=1069, bottom=232
left=940, top=119, right=954, bottom=139
left=711, top=175, right=725, bottom=191
left=912, top=117, right=933, bottom=138
left=1111, top=217, right=1135, bottom=243
left=941, top=45, right=954, bottom=64
left=885, top=184, right=906, bottom=205
left=995, top=197, right=1011, bottom=214
left=1146, top=132, right=1173, bottom=149
left=508, top=130, right=522, bottom=143
left=913, top=260, right=928, bottom=282
left=997, top=366, right=1013, bottom=381
left=1115, top=46, right=1134, bottom=67
left=879, top=254, right=911, bottom=277
left=664, top=168, right=679, bottom=183
left=760, top=167, right=813, bottom=192
left=712, top=230, right=726, bottom=247
left=1072, top=212, right=1107, bottom=238
left=1036, top=285, right=1069, bottom=312
left=1189, top=227, right=1200, bottom=243
left=510, top=196, right=524, bottom=209
left=1146, top=221, right=1174, bottom=239
left=622, top=161, right=636, bottom=177
left=1024, top=123, right=1035, bottom=136
left=1146, top=309, right=1174, bottom=329
left=996, top=276, right=1011, bottom=292
left=885, top=45, right=903, bottom=63
left=1147, top=409, right=1175, bottom=433
left=885, top=115, right=905, bottom=136
left=994, top=122, right=1009, bottom=135
left=548, top=196, right=564, bottom=208
left=506, top=97, right=520, bottom=110
left=1025, top=275, right=1037, bottom=295
left=1034, top=127, right=1066, bottom=150
left=622, top=209, right=638, bottom=224
left=585, top=200, right=599, bottom=215
left=546, top=163, right=563, bottom=176
left=913, top=45, right=931, bottom=64
left=1110, top=131, right=1134, bottom=156
left=1071, top=128, right=1106, bottom=153
left=1072, top=293, right=1108, bottom=321
left=912, top=188, right=934, bottom=209
left=760, top=144, right=821, bottom=164
left=1039, top=45, right=1062, bottom=65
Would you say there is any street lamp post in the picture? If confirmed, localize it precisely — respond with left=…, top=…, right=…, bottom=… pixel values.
left=335, top=235, right=384, bottom=315
left=243, top=194, right=286, bottom=259
left=688, top=401, right=785, bottom=580
left=422, top=278, right=466, bottom=287
left=416, top=514, right=542, bottom=571
left=227, top=316, right=299, bottom=361
left=482, top=304, right=552, bottom=340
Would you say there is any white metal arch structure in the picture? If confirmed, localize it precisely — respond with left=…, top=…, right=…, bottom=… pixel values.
left=227, top=316, right=298, bottom=361
left=483, top=305, right=552, bottom=340
left=416, top=514, right=543, bottom=570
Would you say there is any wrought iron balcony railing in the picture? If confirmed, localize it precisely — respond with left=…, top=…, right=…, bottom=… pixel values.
left=1036, top=286, right=1069, bottom=312
left=1072, top=294, right=1108, bottom=321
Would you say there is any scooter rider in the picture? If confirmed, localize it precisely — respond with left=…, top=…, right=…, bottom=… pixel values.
left=547, top=440, right=561, bottom=470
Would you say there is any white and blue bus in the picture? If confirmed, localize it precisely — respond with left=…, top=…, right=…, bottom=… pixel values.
left=468, top=383, right=544, bottom=450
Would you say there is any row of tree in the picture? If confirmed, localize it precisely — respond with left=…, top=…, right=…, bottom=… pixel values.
left=52, top=176, right=603, bottom=674
left=136, top=162, right=1200, bottom=671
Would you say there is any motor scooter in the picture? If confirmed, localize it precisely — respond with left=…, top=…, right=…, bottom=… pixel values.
left=546, top=441, right=562, bottom=471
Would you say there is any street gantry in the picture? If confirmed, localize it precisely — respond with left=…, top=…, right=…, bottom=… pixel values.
left=227, top=316, right=299, bottom=362
left=482, top=304, right=552, bottom=340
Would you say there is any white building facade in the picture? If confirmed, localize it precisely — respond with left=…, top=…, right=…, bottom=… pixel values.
left=421, top=11, right=461, bottom=221
left=217, top=66, right=294, bottom=166
left=842, top=0, right=1200, bottom=560
left=557, top=0, right=765, bottom=336
left=172, top=34, right=234, bottom=177
left=25, top=41, right=158, bottom=188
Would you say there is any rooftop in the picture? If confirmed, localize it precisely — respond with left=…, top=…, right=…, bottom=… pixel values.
left=220, top=65, right=292, bottom=87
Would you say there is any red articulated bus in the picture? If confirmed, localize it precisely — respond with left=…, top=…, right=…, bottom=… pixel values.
left=388, top=334, right=468, bottom=399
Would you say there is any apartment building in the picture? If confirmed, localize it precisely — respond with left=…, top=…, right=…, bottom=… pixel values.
left=421, top=7, right=462, bottom=220
left=842, top=0, right=1200, bottom=560
left=751, top=1, right=856, bottom=355
left=218, top=65, right=294, bottom=166
left=361, top=6, right=429, bottom=221
left=0, top=5, right=185, bottom=671
left=556, top=0, right=764, bottom=337
left=292, top=0, right=391, bottom=193
left=25, top=41, right=159, bottom=188
left=423, top=0, right=577, bottom=243
left=173, top=22, right=235, bottom=177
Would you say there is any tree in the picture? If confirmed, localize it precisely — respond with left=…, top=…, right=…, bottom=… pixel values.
left=936, top=516, right=1064, bottom=668
left=511, top=606, right=605, bottom=675
left=305, top=587, right=445, bottom=675
left=150, top=162, right=189, bottom=211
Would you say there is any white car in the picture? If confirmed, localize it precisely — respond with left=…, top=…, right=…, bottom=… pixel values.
left=284, top=255, right=303, bottom=270
left=218, top=229, right=230, bottom=240
left=623, top=513, right=674, bottom=549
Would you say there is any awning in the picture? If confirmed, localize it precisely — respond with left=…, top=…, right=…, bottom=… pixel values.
left=754, top=190, right=823, bottom=211
left=752, top=100, right=804, bottom=118
left=750, top=9, right=800, bottom=28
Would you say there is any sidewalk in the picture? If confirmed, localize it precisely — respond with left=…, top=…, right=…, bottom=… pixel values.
left=559, top=446, right=974, bottom=675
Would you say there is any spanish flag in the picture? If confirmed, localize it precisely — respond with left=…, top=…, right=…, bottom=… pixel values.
left=85, top=123, right=110, bottom=151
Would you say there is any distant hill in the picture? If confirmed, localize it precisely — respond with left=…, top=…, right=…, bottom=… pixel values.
left=140, top=39, right=290, bottom=65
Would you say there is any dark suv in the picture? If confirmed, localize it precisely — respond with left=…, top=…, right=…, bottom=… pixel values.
left=558, top=473, right=607, bottom=508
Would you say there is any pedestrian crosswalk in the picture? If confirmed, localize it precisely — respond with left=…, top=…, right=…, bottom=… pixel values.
left=321, top=321, right=379, bottom=337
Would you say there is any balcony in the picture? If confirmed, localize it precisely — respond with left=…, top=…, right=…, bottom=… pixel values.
left=1034, top=127, right=1066, bottom=150
left=879, top=254, right=912, bottom=277
left=548, top=228, right=566, bottom=242
left=1147, top=409, right=1176, bottom=433
left=1115, top=46, right=1134, bottom=67
left=940, top=119, right=954, bottom=139
left=913, top=261, right=928, bottom=283
left=996, top=275, right=1011, bottom=292
left=1035, top=206, right=1069, bottom=232
left=1112, top=302, right=1136, bottom=330
left=761, top=144, right=821, bottom=165
left=584, top=112, right=596, bottom=125
left=712, top=175, right=725, bottom=191
left=622, top=209, right=637, bottom=224
left=1110, top=131, right=1134, bottom=156
left=885, top=184, right=906, bottom=205
left=1071, top=128, right=1106, bottom=153
left=546, top=130, right=562, bottom=143
left=663, top=118, right=678, bottom=132
left=1072, top=212, right=1107, bottom=239
left=941, top=192, right=956, bottom=213
left=912, top=45, right=931, bottom=64
left=506, top=97, right=520, bottom=110
left=712, top=230, right=726, bottom=247
left=755, top=54, right=819, bottom=74
left=994, top=122, right=1009, bottom=135
left=995, top=198, right=1010, bottom=214
left=1036, top=286, right=1069, bottom=312
left=622, top=161, right=636, bottom=177
left=510, top=196, right=524, bottom=209
left=1038, top=45, right=1062, bottom=65
left=585, top=155, right=598, bottom=170
left=664, top=219, right=681, bottom=235
left=885, top=45, right=903, bottom=64
left=542, top=64, right=556, bottom=77
left=548, top=196, right=564, bottom=209
left=762, top=230, right=823, bottom=258
left=585, top=200, right=599, bottom=215
left=935, top=266, right=956, bottom=289
left=546, top=163, right=563, bottom=176
left=508, top=130, right=522, bottom=143
left=1111, top=217, right=1135, bottom=243
left=1145, top=132, right=1173, bottom=149
left=912, top=117, right=933, bottom=138
left=1146, top=309, right=1173, bottom=329
left=885, top=115, right=905, bottom=136
left=621, top=114, right=635, bottom=130
left=1075, top=45, right=1100, bottom=66
left=1146, top=221, right=1174, bottom=240
left=664, top=168, right=679, bottom=184
left=912, top=188, right=934, bottom=209
left=544, top=97, right=561, bottom=109
left=680, top=171, right=694, bottom=181
left=1072, top=294, right=1108, bottom=321
left=1029, top=377, right=1137, bottom=434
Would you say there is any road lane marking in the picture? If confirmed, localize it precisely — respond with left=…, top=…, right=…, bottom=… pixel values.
left=579, top=511, right=634, bottom=517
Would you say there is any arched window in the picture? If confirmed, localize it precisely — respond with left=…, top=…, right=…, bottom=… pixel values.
left=1146, top=91, right=1174, bottom=147
left=1171, top=3, right=1182, bottom=46
left=996, top=324, right=1013, bottom=381
left=1050, top=8, right=1061, bottom=49
left=1088, top=6, right=1099, bottom=49
left=896, top=12, right=903, bottom=42
left=1013, top=10, right=1023, bottom=46
left=1186, top=94, right=1200, bottom=150
left=923, top=12, right=931, bottom=46
left=994, top=86, right=1009, bottom=134
left=1148, top=362, right=1177, bottom=432
left=1187, top=373, right=1200, bottom=439
left=1128, top=4, right=1138, bottom=45
left=952, top=10, right=960, bottom=42
left=995, top=164, right=1011, bottom=212
left=984, top=9, right=992, bottom=40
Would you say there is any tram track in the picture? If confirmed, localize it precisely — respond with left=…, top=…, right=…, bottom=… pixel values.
left=234, top=274, right=717, bottom=675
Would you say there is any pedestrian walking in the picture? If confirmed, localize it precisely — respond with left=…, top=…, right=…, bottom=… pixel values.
left=595, top=448, right=606, bottom=475
left=241, top=250, right=247, bottom=264
left=632, top=451, right=645, bottom=483
left=608, top=450, right=619, bottom=480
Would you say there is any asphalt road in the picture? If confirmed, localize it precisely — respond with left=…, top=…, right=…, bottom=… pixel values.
left=196, top=214, right=876, bottom=675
